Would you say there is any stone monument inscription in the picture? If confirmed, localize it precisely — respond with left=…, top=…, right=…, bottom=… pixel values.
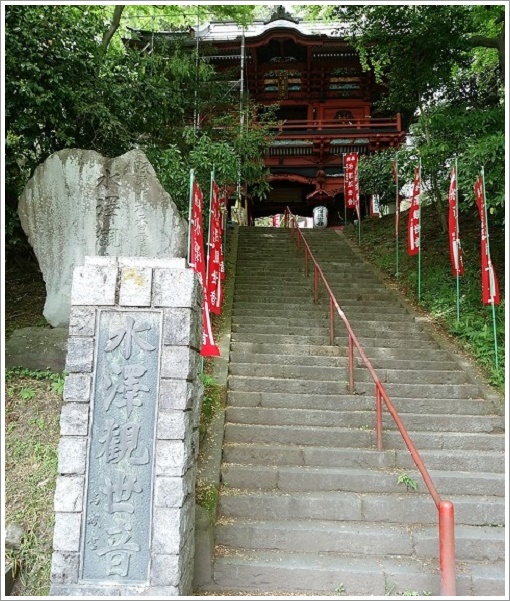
left=81, top=311, right=161, bottom=583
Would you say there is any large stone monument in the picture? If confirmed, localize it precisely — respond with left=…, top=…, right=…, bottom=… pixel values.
left=50, top=256, right=202, bottom=595
left=18, top=149, right=188, bottom=327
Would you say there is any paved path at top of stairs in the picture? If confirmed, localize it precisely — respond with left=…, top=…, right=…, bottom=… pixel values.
left=201, top=227, right=505, bottom=598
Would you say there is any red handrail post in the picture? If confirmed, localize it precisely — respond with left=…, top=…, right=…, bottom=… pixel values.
left=348, top=335, right=354, bottom=393
left=329, top=297, right=334, bottom=346
left=439, top=500, right=456, bottom=596
left=296, top=231, right=301, bottom=254
left=376, top=386, right=383, bottom=451
left=314, top=266, right=319, bottom=303
left=304, top=247, right=308, bottom=277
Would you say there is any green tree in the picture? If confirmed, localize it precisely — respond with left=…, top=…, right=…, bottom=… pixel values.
left=5, top=4, right=272, bottom=245
left=303, top=4, right=505, bottom=226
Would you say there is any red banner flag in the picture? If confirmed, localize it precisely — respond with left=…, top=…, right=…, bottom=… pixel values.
left=474, top=176, right=500, bottom=305
left=344, top=152, right=359, bottom=217
left=219, top=189, right=226, bottom=281
left=407, top=166, right=421, bottom=256
left=448, top=167, right=464, bottom=277
left=206, top=180, right=223, bottom=315
left=190, top=180, right=220, bottom=357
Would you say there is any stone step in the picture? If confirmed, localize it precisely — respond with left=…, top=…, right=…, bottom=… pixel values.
left=209, top=551, right=506, bottom=597
left=332, top=305, right=410, bottom=315
left=227, top=391, right=376, bottom=411
left=229, top=363, right=343, bottom=381
left=227, top=375, right=346, bottom=394
left=356, top=382, right=482, bottom=399
left=216, top=519, right=415, bottom=557
left=231, top=316, right=329, bottom=328
left=230, top=333, right=330, bottom=345
left=365, top=347, right=454, bottom=361
left=349, top=336, right=445, bottom=351
left=234, top=280, right=312, bottom=287
left=231, top=324, right=330, bottom=336
left=229, top=342, right=343, bottom=357
left=215, top=520, right=505, bottom=562
left=353, top=367, right=470, bottom=385
left=225, top=406, right=503, bottom=434
left=336, top=326, right=431, bottom=340
left=233, top=300, right=324, bottom=311
left=340, top=319, right=423, bottom=332
left=220, top=464, right=505, bottom=497
left=224, top=423, right=505, bottom=451
left=222, top=443, right=505, bottom=474
left=226, top=391, right=497, bottom=415
left=229, top=352, right=346, bottom=367
left=234, top=290, right=314, bottom=299
left=381, top=429, right=505, bottom=451
left=232, top=307, right=327, bottom=318
left=218, top=490, right=505, bottom=527
left=224, top=423, right=373, bottom=447
left=367, top=358, right=460, bottom=371
left=233, top=297, right=323, bottom=307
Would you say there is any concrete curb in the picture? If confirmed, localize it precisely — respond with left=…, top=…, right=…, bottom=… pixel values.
left=194, top=224, right=239, bottom=588
left=336, top=229, right=504, bottom=413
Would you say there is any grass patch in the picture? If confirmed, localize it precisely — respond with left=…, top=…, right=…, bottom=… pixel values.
left=198, top=372, right=223, bottom=442
left=4, top=368, right=64, bottom=596
left=343, top=205, right=505, bottom=391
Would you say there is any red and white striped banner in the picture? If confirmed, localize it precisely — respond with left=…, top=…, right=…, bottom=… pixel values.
left=474, top=176, right=500, bottom=305
left=206, top=180, right=223, bottom=315
left=190, top=179, right=220, bottom=357
left=219, top=189, right=226, bottom=281
left=448, top=167, right=464, bottom=277
left=407, top=166, right=421, bottom=256
left=344, top=152, right=359, bottom=216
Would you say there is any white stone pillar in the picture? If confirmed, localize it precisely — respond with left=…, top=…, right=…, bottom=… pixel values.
left=50, top=256, right=202, bottom=596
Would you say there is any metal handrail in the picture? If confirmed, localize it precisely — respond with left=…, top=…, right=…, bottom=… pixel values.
left=284, top=207, right=456, bottom=596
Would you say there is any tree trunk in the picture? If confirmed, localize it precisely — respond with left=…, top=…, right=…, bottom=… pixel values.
left=102, top=5, right=125, bottom=51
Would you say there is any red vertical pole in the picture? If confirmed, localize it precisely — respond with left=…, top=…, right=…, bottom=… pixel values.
left=439, top=501, right=457, bottom=596
left=314, top=267, right=319, bottom=303
left=304, top=248, right=308, bottom=277
left=376, top=385, right=383, bottom=451
left=296, top=230, right=301, bottom=254
left=348, top=335, right=354, bottom=393
left=329, top=297, right=334, bottom=345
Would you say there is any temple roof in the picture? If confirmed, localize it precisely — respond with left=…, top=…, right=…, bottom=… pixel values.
left=126, top=7, right=351, bottom=46
left=192, top=19, right=351, bottom=42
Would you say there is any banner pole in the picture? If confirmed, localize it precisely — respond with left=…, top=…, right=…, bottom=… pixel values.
left=481, top=167, right=499, bottom=371
left=455, top=158, right=460, bottom=324
left=187, top=169, right=194, bottom=266
left=395, top=161, right=399, bottom=279
left=418, top=159, right=422, bottom=303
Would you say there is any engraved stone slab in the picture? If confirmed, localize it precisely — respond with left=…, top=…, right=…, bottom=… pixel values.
left=81, top=310, right=161, bottom=583
left=18, top=149, right=187, bottom=327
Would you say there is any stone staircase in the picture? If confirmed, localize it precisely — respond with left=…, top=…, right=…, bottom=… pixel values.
left=200, top=227, right=505, bottom=596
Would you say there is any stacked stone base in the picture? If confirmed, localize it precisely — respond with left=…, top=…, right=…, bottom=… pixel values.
left=50, top=257, right=202, bottom=596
